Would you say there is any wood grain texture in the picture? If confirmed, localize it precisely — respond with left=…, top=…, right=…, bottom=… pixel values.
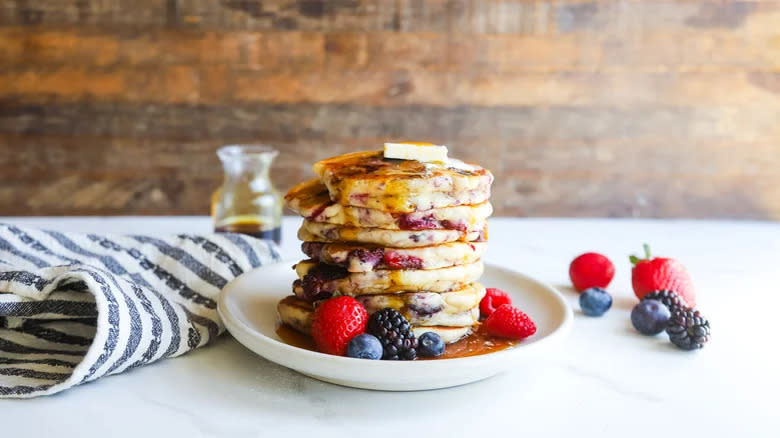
left=0, top=0, right=779, bottom=219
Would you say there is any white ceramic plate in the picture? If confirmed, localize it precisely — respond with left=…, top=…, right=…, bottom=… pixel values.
left=218, top=262, right=572, bottom=391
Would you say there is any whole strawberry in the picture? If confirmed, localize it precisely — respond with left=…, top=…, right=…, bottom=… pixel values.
left=311, top=296, right=368, bottom=356
left=569, top=252, right=615, bottom=292
left=630, top=244, right=696, bottom=308
left=483, top=304, right=536, bottom=340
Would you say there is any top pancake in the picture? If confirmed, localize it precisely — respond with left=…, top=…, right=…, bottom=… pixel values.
left=312, top=150, right=493, bottom=213
left=284, top=179, right=492, bottom=231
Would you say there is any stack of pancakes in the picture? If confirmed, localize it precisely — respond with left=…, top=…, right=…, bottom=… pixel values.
left=278, top=150, right=493, bottom=345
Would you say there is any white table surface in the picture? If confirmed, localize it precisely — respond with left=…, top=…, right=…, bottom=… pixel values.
left=1, top=216, right=778, bottom=437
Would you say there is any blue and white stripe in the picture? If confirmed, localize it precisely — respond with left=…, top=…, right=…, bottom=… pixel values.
left=0, top=224, right=279, bottom=398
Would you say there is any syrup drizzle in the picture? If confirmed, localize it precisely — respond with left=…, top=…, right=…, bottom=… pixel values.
left=275, top=323, right=518, bottom=360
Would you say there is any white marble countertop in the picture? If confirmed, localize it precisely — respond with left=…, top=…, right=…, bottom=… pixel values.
left=1, top=216, right=778, bottom=437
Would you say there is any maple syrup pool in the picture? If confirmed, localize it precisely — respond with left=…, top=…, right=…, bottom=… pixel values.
left=275, top=323, right=519, bottom=360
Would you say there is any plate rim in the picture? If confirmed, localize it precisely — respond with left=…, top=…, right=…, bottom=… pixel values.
left=218, top=261, right=573, bottom=371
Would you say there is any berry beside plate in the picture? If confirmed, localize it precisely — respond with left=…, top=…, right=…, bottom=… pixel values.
left=567, top=245, right=711, bottom=351
left=569, top=252, right=615, bottom=292
left=579, top=287, right=612, bottom=317
left=630, top=244, right=696, bottom=308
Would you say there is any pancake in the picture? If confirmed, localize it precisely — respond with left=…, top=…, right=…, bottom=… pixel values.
left=312, top=151, right=493, bottom=213
left=284, top=179, right=492, bottom=232
left=292, top=260, right=484, bottom=300
left=277, top=295, right=314, bottom=335
left=302, top=241, right=487, bottom=272
left=299, top=220, right=486, bottom=248
left=411, top=326, right=471, bottom=344
left=277, top=296, right=473, bottom=344
left=355, top=284, right=486, bottom=326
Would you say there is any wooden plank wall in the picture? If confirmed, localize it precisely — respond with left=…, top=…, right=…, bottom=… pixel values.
left=0, top=0, right=778, bottom=218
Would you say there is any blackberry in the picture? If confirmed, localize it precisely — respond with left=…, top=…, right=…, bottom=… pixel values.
left=666, top=309, right=711, bottom=351
left=367, top=308, right=417, bottom=360
left=643, top=290, right=687, bottom=313
left=296, top=263, right=348, bottom=302
left=301, top=242, right=326, bottom=261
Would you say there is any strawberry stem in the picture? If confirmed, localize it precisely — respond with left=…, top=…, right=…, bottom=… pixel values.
left=629, top=244, right=653, bottom=266
left=643, top=243, right=652, bottom=259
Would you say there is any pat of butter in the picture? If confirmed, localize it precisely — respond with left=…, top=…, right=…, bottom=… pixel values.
left=383, top=142, right=448, bottom=163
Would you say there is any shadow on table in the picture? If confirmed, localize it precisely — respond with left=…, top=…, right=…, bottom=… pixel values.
left=162, top=335, right=549, bottom=423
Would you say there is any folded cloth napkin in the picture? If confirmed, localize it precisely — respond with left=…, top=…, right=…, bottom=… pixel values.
left=0, top=223, right=280, bottom=398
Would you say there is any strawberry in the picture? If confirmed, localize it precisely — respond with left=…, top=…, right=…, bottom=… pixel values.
left=483, top=304, right=536, bottom=340
left=311, top=296, right=368, bottom=356
left=630, top=244, right=696, bottom=308
left=479, top=287, right=512, bottom=317
left=569, top=252, right=615, bottom=292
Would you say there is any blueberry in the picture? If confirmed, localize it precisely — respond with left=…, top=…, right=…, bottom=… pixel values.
left=417, top=332, right=445, bottom=357
left=631, top=299, right=672, bottom=335
left=346, top=334, right=383, bottom=360
left=579, top=287, right=612, bottom=317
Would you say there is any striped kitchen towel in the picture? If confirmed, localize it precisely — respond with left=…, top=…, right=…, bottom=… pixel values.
left=0, top=223, right=280, bottom=398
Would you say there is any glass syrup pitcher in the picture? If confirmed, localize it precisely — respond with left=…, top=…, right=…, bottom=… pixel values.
left=211, top=145, right=282, bottom=244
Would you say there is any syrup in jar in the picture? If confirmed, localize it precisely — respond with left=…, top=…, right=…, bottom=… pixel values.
left=212, top=145, right=282, bottom=245
left=214, top=217, right=281, bottom=244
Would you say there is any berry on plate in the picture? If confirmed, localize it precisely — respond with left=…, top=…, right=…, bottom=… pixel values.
left=579, top=287, right=612, bottom=317
left=630, top=244, right=696, bottom=307
left=569, top=252, right=615, bottom=292
left=311, top=296, right=368, bottom=356
left=631, top=299, right=672, bottom=335
left=479, top=287, right=512, bottom=317
left=483, top=304, right=537, bottom=340
left=367, top=308, right=418, bottom=360
left=347, top=333, right=383, bottom=360
left=417, top=332, right=445, bottom=357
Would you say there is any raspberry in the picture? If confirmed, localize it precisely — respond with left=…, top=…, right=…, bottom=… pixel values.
left=569, top=252, right=615, bottom=292
left=305, top=201, right=332, bottom=221
left=440, top=219, right=467, bottom=232
left=483, top=304, right=536, bottom=340
left=352, top=248, right=384, bottom=266
left=311, top=296, right=368, bottom=356
left=479, top=287, right=512, bottom=318
left=383, top=251, right=424, bottom=269
left=398, top=214, right=437, bottom=230
left=349, top=193, right=370, bottom=204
